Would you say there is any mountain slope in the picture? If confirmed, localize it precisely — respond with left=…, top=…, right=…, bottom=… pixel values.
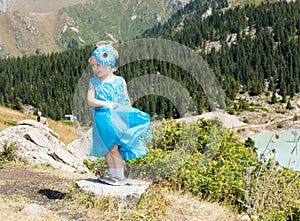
left=11, top=0, right=88, bottom=13
left=59, top=0, right=178, bottom=47
left=0, top=0, right=189, bottom=58
left=0, top=0, right=88, bottom=13
left=0, top=11, right=64, bottom=57
left=0, top=0, right=298, bottom=121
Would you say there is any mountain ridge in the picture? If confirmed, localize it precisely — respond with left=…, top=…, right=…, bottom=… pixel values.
left=0, top=0, right=190, bottom=58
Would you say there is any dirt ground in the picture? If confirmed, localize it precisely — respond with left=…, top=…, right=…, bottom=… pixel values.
left=0, top=167, right=70, bottom=201
left=0, top=164, right=94, bottom=221
left=0, top=164, right=237, bottom=221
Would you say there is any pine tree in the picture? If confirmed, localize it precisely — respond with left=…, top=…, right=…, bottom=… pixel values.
left=270, top=90, right=277, bottom=104
left=286, top=99, right=293, bottom=110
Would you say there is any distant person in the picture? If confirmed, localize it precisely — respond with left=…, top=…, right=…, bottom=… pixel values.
left=87, top=41, right=152, bottom=185
left=37, top=111, right=48, bottom=126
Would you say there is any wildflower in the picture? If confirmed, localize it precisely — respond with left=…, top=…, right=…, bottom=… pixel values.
left=277, top=167, right=283, bottom=172
left=275, top=134, right=279, bottom=139
left=274, top=161, right=280, bottom=167
left=271, top=148, right=277, bottom=154
left=260, top=157, right=268, bottom=163
left=193, top=159, right=199, bottom=164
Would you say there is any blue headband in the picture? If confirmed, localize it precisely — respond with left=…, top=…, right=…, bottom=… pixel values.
left=91, top=44, right=116, bottom=68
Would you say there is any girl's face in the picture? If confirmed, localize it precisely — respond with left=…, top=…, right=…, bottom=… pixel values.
left=89, top=57, right=112, bottom=78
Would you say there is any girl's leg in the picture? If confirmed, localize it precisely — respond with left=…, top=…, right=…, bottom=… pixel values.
left=105, top=144, right=124, bottom=180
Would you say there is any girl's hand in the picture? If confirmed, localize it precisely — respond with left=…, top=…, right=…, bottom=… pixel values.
left=107, top=102, right=117, bottom=109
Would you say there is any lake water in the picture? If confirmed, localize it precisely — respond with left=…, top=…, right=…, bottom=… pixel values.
left=244, top=130, right=300, bottom=171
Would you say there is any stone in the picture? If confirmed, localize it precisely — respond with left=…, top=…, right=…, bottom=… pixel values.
left=21, top=203, right=48, bottom=216
left=0, top=120, right=89, bottom=174
left=76, top=178, right=151, bottom=208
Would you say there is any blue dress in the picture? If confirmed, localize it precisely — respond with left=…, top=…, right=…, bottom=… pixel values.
left=90, top=75, right=152, bottom=161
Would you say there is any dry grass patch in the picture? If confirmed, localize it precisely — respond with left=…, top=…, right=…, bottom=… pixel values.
left=12, top=0, right=88, bottom=13
left=0, top=106, right=79, bottom=144
left=0, top=162, right=238, bottom=221
left=164, top=191, right=236, bottom=221
left=47, top=119, right=79, bottom=144
left=0, top=194, right=65, bottom=221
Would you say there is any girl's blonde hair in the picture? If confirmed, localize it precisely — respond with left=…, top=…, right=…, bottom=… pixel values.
left=94, top=40, right=119, bottom=59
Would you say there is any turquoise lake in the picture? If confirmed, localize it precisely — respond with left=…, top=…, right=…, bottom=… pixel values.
left=244, top=130, right=300, bottom=171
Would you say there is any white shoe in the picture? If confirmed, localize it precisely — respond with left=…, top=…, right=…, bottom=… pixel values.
left=97, top=175, right=124, bottom=186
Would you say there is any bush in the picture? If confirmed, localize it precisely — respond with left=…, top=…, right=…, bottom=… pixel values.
left=85, top=118, right=300, bottom=219
left=243, top=118, right=249, bottom=123
left=0, top=120, right=17, bottom=126
left=168, top=130, right=256, bottom=210
left=277, top=122, right=284, bottom=128
left=237, top=128, right=246, bottom=133
left=0, top=142, right=17, bottom=165
left=228, top=109, right=235, bottom=115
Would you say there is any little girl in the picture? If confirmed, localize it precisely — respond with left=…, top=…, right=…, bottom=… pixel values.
left=87, top=41, right=152, bottom=186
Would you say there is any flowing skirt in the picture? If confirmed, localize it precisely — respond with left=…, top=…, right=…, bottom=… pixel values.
left=90, top=106, right=152, bottom=161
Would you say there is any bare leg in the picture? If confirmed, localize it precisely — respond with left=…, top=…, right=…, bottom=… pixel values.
left=105, top=144, right=123, bottom=168
left=105, top=145, right=124, bottom=180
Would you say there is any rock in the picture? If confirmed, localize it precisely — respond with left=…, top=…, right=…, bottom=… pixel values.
left=66, top=128, right=93, bottom=160
left=0, top=120, right=89, bottom=174
left=22, top=104, right=36, bottom=115
left=21, top=203, right=48, bottom=216
left=0, top=0, right=17, bottom=14
left=76, top=178, right=151, bottom=208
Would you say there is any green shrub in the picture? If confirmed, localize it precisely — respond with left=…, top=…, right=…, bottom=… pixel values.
left=0, top=142, right=17, bottom=165
left=85, top=118, right=300, bottom=219
left=275, top=109, right=287, bottom=114
left=166, top=130, right=256, bottom=210
left=228, top=109, right=235, bottom=115
left=59, top=120, right=74, bottom=126
left=243, top=118, right=249, bottom=123
left=240, top=133, right=300, bottom=220
left=237, top=128, right=246, bottom=133
left=277, top=122, right=284, bottom=128
left=0, top=120, right=17, bottom=126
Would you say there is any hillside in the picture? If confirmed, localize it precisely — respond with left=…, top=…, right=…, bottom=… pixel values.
left=0, top=0, right=88, bottom=13
left=0, top=1, right=299, bottom=122
left=0, top=165, right=236, bottom=220
left=0, top=105, right=239, bottom=220
left=10, top=0, right=88, bottom=13
left=1, top=103, right=299, bottom=220
left=0, top=0, right=188, bottom=58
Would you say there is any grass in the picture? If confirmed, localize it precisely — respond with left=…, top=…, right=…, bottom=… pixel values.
left=0, top=106, right=237, bottom=220
left=241, top=134, right=300, bottom=219
left=60, top=0, right=175, bottom=46
left=0, top=161, right=237, bottom=220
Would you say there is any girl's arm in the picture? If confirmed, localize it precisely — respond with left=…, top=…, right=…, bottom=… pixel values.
left=87, top=82, right=116, bottom=108
left=123, top=79, right=132, bottom=106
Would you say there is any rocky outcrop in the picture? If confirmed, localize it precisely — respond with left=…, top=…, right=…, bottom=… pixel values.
left=0, top=0, right=16, bottom=14
left=0, top=120, right=89, bottom=173
left=0, top=39, right=11, bottom=58
left=168, top=0, right=191, bottom=10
